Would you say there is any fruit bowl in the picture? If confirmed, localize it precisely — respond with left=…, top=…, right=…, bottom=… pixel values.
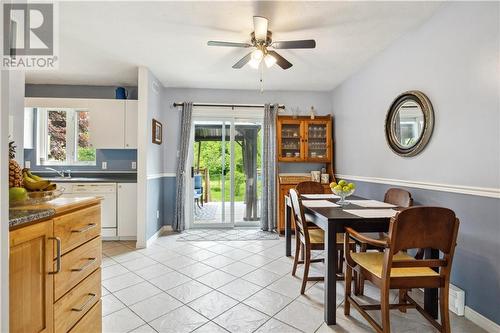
left=329, top=180, right=356, bottom=206
left=10, top=188, right=65, bottom=207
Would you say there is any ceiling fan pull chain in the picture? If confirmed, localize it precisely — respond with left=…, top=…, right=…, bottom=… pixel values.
left=260, top=62, right=264, bottom=93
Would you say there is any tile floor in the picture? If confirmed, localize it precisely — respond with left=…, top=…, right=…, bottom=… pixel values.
left=101, top=233, right=486, bottom=333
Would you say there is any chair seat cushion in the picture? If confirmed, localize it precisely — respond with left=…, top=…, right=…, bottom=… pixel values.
left=351, top=252, right=439, bottom=278
left=307, top=229, right=355, bottom=245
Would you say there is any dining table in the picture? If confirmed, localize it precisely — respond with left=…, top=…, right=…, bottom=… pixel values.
left=284, top=194, right=439, bottom=325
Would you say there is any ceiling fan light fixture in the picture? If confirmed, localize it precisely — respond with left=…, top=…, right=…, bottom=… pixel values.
left=248, top=57, right=261, bottom=69
left=264, top=54, right=277, bottom=68
left=251, top=49, right=263, bottom=61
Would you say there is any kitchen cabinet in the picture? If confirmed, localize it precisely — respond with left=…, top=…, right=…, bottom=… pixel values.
left=117, top=183, right=138, bottom=238
left=10, top=198, right=102, bottom=333
left=10, top=220, right=54, bottom=333
left=277, top=116, right=332, bottom=163
left=86, top=99, right=126, bottom=149
left=124, top=100, right=138, bottom=148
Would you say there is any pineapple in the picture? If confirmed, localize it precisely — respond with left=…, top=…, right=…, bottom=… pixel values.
left=9, top=140, right=23, bottom=188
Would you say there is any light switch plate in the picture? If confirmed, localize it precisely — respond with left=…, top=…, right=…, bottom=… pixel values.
left=156, top=210, right=160, bottom=219
left=131, top=161, right=137, bottom=169
left=102, top=161, right=107, bottom=170
left=25, top=160, right=31, bottom=169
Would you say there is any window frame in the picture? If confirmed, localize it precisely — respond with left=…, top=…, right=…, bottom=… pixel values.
left=36, top=107, right=96, bottom=166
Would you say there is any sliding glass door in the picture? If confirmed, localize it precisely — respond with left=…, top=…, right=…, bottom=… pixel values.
left=189, top=116, right=262, bottom=228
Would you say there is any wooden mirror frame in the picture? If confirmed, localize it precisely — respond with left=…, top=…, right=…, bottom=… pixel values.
left=385, top=90, right=434, bottom=157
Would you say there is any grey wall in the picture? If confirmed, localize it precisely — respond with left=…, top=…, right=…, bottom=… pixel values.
left=330, top=2, right=500, bottom=324
left=162, top=87, right=334, bottom=174
left=26, top=84, right=138, bottom=100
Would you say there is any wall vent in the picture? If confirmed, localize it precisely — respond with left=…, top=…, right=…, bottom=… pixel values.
left=449, top=284, right=465, bottom=316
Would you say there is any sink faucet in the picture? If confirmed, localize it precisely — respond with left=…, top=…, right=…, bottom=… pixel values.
left=45, top=167, right=66, bottom=178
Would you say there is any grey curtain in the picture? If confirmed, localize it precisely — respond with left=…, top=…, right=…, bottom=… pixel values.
left=173, top=102, right=193, bottom=232
left=260, top=103, right=278, bottom=231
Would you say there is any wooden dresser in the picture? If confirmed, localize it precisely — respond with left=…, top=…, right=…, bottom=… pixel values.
left=9, top=197, right=103, bottom=333
left=278, top=175, right=332, bottom=233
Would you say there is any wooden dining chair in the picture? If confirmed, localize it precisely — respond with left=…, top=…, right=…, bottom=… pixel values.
left=289, top=188, right=354, bottom=293
left=344, top=206, right=460, bottom=333
left=357, top=188, right=414, bottom=295
left=295, top=181, right=325, bottom=195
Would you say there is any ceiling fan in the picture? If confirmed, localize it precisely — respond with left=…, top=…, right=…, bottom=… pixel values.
left=207, top=16, right=316, bottom=70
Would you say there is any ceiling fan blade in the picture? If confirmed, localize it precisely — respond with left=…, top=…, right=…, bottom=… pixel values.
left=268, top=51, right=293, bottom=70
left=272, top=39, right=316, bottom=49
left=207, top=41, right=252, bottom=48
left=232, top=52, right=253, bottom=69
left=253, top=16, right=268, bottom=41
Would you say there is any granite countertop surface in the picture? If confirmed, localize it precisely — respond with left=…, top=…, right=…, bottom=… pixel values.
left=33, top=172, right=138, bottom=183
left=9, top=196, right=102, bottom=229
left=9, top=209, right=56, bottom=228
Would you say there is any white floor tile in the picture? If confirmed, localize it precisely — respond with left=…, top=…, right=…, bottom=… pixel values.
left=203, top=255, right=236, bottom=269
left=241, top=268, right=282, bottom=287
left=102, top=307, right=145, bottom=333
left=134, top=263, right=173, bottom=280
left=221, top=248, right=253, bottom=261
left=243, top=288, right=293, bottom=316
left=266, top=274, right=316, bottom=298
left=213, top=303, right=269, bottom=333
left=239, top=254, right=272, bottom=268
left=177, top=262, right=215, bottom=278
left=166, top=280, right=213, bottom=303
left=102, top=272, right=144, bottom=293
left=275, top=300, right=324, bottom=333
left=192, top=321, right=229, bottom=333
left=196, top=269, right=237, bottom=289
left=219, top=261, right=256, bottom=277
left=149, top=271, right=192, bottom=291
left=113, top=281, right=162, bottom=306
left=121, top=256, right=158, bottom=271
left=102, top=264, right=129, bottom=281
left=102, top=294, right=126, bottom=316
left=161, top=255, right=197, bottom=270
left=149, top=305, right=208, bottom=333
left=217, top=278, right=263, bottom=301
left=129, top=292, right=183, bottom=323
left=261, top=259, right=292, bottom=276
left=129, top=324, right=158, bottom=333
left=188, top=290, right=238, bottom=319
left=254, top=318, right=302, bottom=333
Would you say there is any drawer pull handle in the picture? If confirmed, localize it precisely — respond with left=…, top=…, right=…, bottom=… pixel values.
left=71, top=293, right=96, bottom=312
left=48, top=237, right=62, bottom=275
left=72, top=223, right=97, bottom=233
left=71, top=258, right=97, bottom=272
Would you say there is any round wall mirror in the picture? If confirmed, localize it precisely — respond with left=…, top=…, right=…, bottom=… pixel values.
left=385, top=91, right=434, bottom=157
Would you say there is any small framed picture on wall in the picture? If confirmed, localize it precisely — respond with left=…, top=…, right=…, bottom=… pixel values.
left=152, top=119, right=163, bottom=145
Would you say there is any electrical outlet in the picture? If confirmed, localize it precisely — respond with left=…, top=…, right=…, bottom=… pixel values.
left=156, top=210, right=160, bottom=219
left=25, top=160, right=31, bottom=169
left=131, top=161, right=137, bottom=170
left=102, top=161, right=107, bottom=170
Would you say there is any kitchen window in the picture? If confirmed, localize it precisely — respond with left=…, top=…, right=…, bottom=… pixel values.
left=36, top=108, right=96, bottom=165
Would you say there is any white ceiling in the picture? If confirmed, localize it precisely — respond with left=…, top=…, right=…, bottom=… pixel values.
left=26, top=1, right=442, bottom=91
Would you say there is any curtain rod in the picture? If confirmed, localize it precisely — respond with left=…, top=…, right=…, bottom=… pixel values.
left=173, top=102, right=285, bottom=110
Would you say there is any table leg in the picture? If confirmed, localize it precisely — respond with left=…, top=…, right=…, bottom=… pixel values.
left=324, top=223, right=337, bottom=324
left=285, top=200, right=292, bottom=257
left=424, top=248, right=439, bottom=319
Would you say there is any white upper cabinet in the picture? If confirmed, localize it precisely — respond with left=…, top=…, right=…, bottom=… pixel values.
left=86, top=99, right=125, bottom=149
left=25, top=98, right=138, bottom=149
left=124, top=100, right=138, bottom=149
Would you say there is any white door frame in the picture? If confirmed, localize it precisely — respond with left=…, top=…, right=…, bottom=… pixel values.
left=185, top=107, right=264, bottom=229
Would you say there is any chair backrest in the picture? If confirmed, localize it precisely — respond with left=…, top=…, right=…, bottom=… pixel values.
left=194, top=174, right=202, bottom=189
left=389, top=207, right=458, bottom=254
left=296, top=181, right=324, bottom=195
left=289, top=188, right=310, bottom=245
left=384, top=188, right=413, bottom=208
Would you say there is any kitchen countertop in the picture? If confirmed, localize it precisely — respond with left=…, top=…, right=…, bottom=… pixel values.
left=9, top=209, right=55, bottom=228
left=45, top=177, right=137, bottom=183
left=9, top=196, right=102, bottom=229
left=32, top=172, right=137, bottom=183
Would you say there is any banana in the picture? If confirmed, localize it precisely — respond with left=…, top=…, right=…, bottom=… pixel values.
left=44, top=183, right=57, bottom=191
left=24, top=169, right=46, bottom=182
left=23, top=174, right=50, bottom=191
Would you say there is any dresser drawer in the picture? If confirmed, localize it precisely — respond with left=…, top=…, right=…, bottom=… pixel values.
left=55, top=268, right=101, bottom=333
left=55, top=237, right=102, bottom=300
left=69, top=300, right=102, bottom=333
left=54, top=204, right=101, bottom=255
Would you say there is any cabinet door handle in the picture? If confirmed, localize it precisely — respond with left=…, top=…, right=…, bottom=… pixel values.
left=71, top=258, right=97, bottom=272
left=71, top=223, right=97, bottom=233
left=48, top=237, right=62, bottom=275
left=71, top=293, right=97, bottom=312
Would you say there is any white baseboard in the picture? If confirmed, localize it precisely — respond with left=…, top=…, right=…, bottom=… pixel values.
left=146, top=225, right=173, bottom=247
left=464, top=306, right=500, bottom=332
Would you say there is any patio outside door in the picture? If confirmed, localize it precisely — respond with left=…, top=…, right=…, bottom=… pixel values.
left=188, top=116, right=263, bottom=228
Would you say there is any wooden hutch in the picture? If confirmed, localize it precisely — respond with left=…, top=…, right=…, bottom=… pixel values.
left=277, top=115, right=335, bottom=233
